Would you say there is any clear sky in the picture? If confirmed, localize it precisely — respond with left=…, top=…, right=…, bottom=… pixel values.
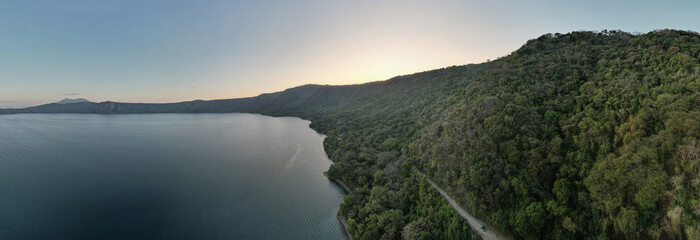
left=1, top=0, right=698, bottom=107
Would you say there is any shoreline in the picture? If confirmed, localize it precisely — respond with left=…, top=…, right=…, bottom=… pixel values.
left=313, top=125, right=353, bottom=240
left=326, top=176, right=352, bottom=240
left=317, top=131, right=352, bottom=240
left=327, top=176, right=351, bottom=194
left=336, top=214, right=352, bottom=240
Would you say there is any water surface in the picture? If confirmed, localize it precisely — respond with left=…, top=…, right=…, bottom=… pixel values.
left=0, top=113, right=347, bottom=239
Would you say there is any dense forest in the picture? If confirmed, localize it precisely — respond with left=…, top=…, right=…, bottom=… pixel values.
left=408, top=30, right=700, bottom=239
left=320, top=29, right=700, bottom=240
left=2, top=30, right=699, bottom=239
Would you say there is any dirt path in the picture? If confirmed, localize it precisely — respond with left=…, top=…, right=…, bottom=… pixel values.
left=414, top=168, right=508, bottom=240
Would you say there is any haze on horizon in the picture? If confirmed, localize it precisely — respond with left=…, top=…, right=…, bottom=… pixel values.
left=1, top=0, right=698, bottom=108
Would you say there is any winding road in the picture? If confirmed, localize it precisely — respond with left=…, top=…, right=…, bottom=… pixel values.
left=414, top=168, right=508, bottom=240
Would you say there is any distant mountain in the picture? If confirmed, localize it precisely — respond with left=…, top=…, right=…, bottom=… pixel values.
left=56, top=98, right=90, bottom=104
left=0, top=82, right=421, bottom=116
left=2, top=30, right=700, bottom=239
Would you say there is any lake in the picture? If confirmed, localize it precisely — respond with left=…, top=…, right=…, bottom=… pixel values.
left=0, top=113, right=348, bottom=239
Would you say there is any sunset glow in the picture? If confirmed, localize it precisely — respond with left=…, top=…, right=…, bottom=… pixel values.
left=1, top=0, right=698, bottom=107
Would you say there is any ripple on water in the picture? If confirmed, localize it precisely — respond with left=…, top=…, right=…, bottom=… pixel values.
left=0, top=113, right=348, bottom=239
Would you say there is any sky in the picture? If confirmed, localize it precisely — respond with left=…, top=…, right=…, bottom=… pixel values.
left=0, top=0, right=698, bottom=107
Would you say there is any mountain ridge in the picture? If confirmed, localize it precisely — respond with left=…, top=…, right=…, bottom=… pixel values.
left=0, top=68, right=467, bottom=116
left=2, top=29, right=699, bottom=239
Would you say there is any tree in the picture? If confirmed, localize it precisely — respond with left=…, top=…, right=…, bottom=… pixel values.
left=515, top=202, right=546, bottom=239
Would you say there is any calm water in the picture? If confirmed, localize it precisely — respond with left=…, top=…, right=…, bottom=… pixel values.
left=0, top=114, right=347, bottom=239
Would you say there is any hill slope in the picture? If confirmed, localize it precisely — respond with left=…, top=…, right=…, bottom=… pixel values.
left=408, top=30, right=700, bottom=239
left=2, top=30, right=699, bottom=239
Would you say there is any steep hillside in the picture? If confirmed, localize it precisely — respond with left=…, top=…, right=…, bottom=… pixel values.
left=2, top=30, right=699, bottom=239
left=410, top=30, right=700, bottom=239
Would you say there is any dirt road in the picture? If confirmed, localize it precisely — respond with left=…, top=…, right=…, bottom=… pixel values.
left=414, top=168, right=508, bottom=240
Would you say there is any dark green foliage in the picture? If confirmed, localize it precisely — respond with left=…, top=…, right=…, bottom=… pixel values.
left=412, top=29, right=700, bottom=239
left=4, top=29, right=700, bottom=239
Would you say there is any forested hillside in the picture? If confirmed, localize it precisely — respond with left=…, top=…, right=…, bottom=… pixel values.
left=2, top=30, right=699, bottom=239
left=409, top=30, right=700, bottom=239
